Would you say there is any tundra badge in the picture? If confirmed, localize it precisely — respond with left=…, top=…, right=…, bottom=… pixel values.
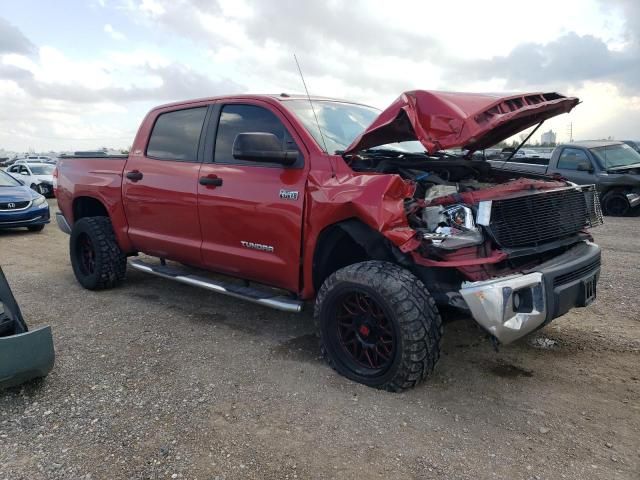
left=279, top=189, right=299, bottom=200
left=240, top=241, right=274, bottom=253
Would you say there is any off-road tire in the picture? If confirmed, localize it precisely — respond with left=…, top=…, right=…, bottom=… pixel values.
left=70, top=216, right=126, bottom=290
left=314, top=261, right=443, bottom=392
left=602, top=191, right=630, bottom=217
left=27, top=224, right=45, bottom=232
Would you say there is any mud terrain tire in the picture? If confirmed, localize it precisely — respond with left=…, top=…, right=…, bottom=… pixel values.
left=70, top=217, right=126, bottom=290
left=315, top=261, right=443, bottom=392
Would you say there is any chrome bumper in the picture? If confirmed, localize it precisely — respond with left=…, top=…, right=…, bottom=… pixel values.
left=459, top=241, right=601, bottom=344
left=626, top=192, right=640, bottom=208
left=55, top=211, right=71, bottom=234
left=460, top=273, right=546, bottom=344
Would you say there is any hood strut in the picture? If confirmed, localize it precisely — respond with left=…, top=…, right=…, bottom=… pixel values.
left=499, top=120, right=545, bottom=163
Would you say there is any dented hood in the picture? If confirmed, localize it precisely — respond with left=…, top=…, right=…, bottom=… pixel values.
left=344, top=90, right=579, bottom=155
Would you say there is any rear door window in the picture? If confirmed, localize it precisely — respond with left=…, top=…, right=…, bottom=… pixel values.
left=557, top=148, right=590, bottom=170
left=147, top=107, right=207, bottom=161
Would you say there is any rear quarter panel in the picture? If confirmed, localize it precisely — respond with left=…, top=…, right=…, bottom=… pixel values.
left=56, top=157, right=133, bottom=252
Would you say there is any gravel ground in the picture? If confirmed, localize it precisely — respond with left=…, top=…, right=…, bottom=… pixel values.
left=0, top=199, right=639, bottom=479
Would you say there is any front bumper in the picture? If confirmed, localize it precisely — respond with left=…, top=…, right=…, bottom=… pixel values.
left=38, top=182, right=54, bottom=197
left=460, top=241, right=601, bottom=344
left=0, top=326, right=55, bottom=389
left=626, top=192, right=640, bottom=208
left=0, top=206, right=50, bottom=229
left=0, top=266, right=55, bottom=389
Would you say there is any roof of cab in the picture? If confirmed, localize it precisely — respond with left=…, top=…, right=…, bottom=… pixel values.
left=151, top=93, right=373, bottom=112
left=564, top=140, right=624, bottom=148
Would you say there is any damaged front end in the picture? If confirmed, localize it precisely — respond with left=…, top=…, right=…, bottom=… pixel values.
left=0, top=268, right=54, bottom=389
left=340, top=90, right=604, bottom=344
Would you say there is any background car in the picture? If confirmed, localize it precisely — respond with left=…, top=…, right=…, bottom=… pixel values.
left=0, top=169, right=50, bottom=232
left=5, top=162, right=55, bottom=197
left=623, top=140, right=640, bottom=153
left=14, top=155, right=56, bottom=164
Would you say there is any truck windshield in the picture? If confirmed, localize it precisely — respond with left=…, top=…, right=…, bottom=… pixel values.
left=591, top=143, right=640, bottom=169
left=285, top=99, right=425, bottom=154
left=0, top=171, right=20, bottom=187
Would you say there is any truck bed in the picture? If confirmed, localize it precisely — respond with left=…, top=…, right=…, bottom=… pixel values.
left=55, top=155, right=129, bottom=241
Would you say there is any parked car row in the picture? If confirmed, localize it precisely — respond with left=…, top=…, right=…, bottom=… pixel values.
left=0, top=155, right=57, bottom=168
left=4, top=162, right=55, bottom=197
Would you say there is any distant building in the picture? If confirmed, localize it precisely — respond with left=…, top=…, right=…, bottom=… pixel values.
left=541, top=130, right=557, bottom=145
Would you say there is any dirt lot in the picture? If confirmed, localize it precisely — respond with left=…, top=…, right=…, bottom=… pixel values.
left=0, top=199, right=638, bottom=480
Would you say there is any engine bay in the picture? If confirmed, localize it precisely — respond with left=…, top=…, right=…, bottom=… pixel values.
left=345, top=149, right=506, bottom=250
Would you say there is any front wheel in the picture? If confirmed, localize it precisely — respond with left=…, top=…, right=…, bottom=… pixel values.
left=27, top=224, right=45, bottom=232
left=315, top=261, right=443, bottom=392
left=70, top=216, right=127, bottom=290
left=602, top=192, right=630, bottom=216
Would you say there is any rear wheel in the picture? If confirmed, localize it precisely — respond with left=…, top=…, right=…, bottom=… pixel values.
left=315, top=261, right=443, bottom=392
left=70, top=217, right=126, bottom=290
left=602, top=192, right=630, bottom=216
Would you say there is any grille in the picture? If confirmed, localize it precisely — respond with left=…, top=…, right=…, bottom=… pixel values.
left=553, top=257, right=601, bottom=287
left=0, top=200, right=30, bottom=211
left=488, top=186, right=604, bottom=248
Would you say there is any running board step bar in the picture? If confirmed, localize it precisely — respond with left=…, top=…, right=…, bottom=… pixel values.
left=129, top=259, right=303, bottom=313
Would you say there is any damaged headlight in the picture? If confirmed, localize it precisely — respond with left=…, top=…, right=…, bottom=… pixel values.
left=421, top=204, right=484, bottom=250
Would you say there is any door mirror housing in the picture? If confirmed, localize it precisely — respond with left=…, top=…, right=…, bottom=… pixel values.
left=232, top=132, right=298, bottom=166
left=576, top=161, right=594, bottom=172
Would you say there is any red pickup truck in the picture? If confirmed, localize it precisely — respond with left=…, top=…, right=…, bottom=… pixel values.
left=55, top=90, right=603, bottom=391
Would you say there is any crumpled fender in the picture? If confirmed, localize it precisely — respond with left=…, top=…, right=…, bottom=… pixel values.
left=300, top=160, right=418, bottom=297
left=305, top=164, right=416, bottom=247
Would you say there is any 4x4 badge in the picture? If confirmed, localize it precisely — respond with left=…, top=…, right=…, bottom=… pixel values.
left=279, top=189, right=299, bottom=200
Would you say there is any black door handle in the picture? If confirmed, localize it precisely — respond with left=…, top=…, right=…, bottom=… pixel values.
left=126, top=170, right=143, bottom=181
left=199, top=176, right=223, bottom=187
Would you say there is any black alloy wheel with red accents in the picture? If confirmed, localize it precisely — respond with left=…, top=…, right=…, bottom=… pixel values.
left=70, top=216, right=127, bottom=290
left=315, top=261, right=443, bottom=392
left=77, top=233, right=96, bottom=276
left=336, top=290, right=396, bottom=372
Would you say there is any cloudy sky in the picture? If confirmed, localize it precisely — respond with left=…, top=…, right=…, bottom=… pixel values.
left=0, top=0, right=639, bottom=152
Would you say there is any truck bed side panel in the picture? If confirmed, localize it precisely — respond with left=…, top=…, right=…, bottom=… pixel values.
left=56, top=157, right=133, bottom=252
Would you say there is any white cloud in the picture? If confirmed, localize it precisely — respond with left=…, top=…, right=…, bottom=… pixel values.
left=0, top=0, right=639, bottom=151
left=104, top=23, right=126, bottom=41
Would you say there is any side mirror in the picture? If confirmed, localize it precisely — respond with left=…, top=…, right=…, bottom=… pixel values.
left=576, top=161, right=593, bottom=172
left=232, top=132, right=298, bottom=166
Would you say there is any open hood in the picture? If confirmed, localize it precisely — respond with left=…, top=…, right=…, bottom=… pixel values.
left=344, top=90, right=579, bottom=155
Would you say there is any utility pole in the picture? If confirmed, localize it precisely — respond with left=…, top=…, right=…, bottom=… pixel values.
left=566, top=122, right=573, bottom=142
